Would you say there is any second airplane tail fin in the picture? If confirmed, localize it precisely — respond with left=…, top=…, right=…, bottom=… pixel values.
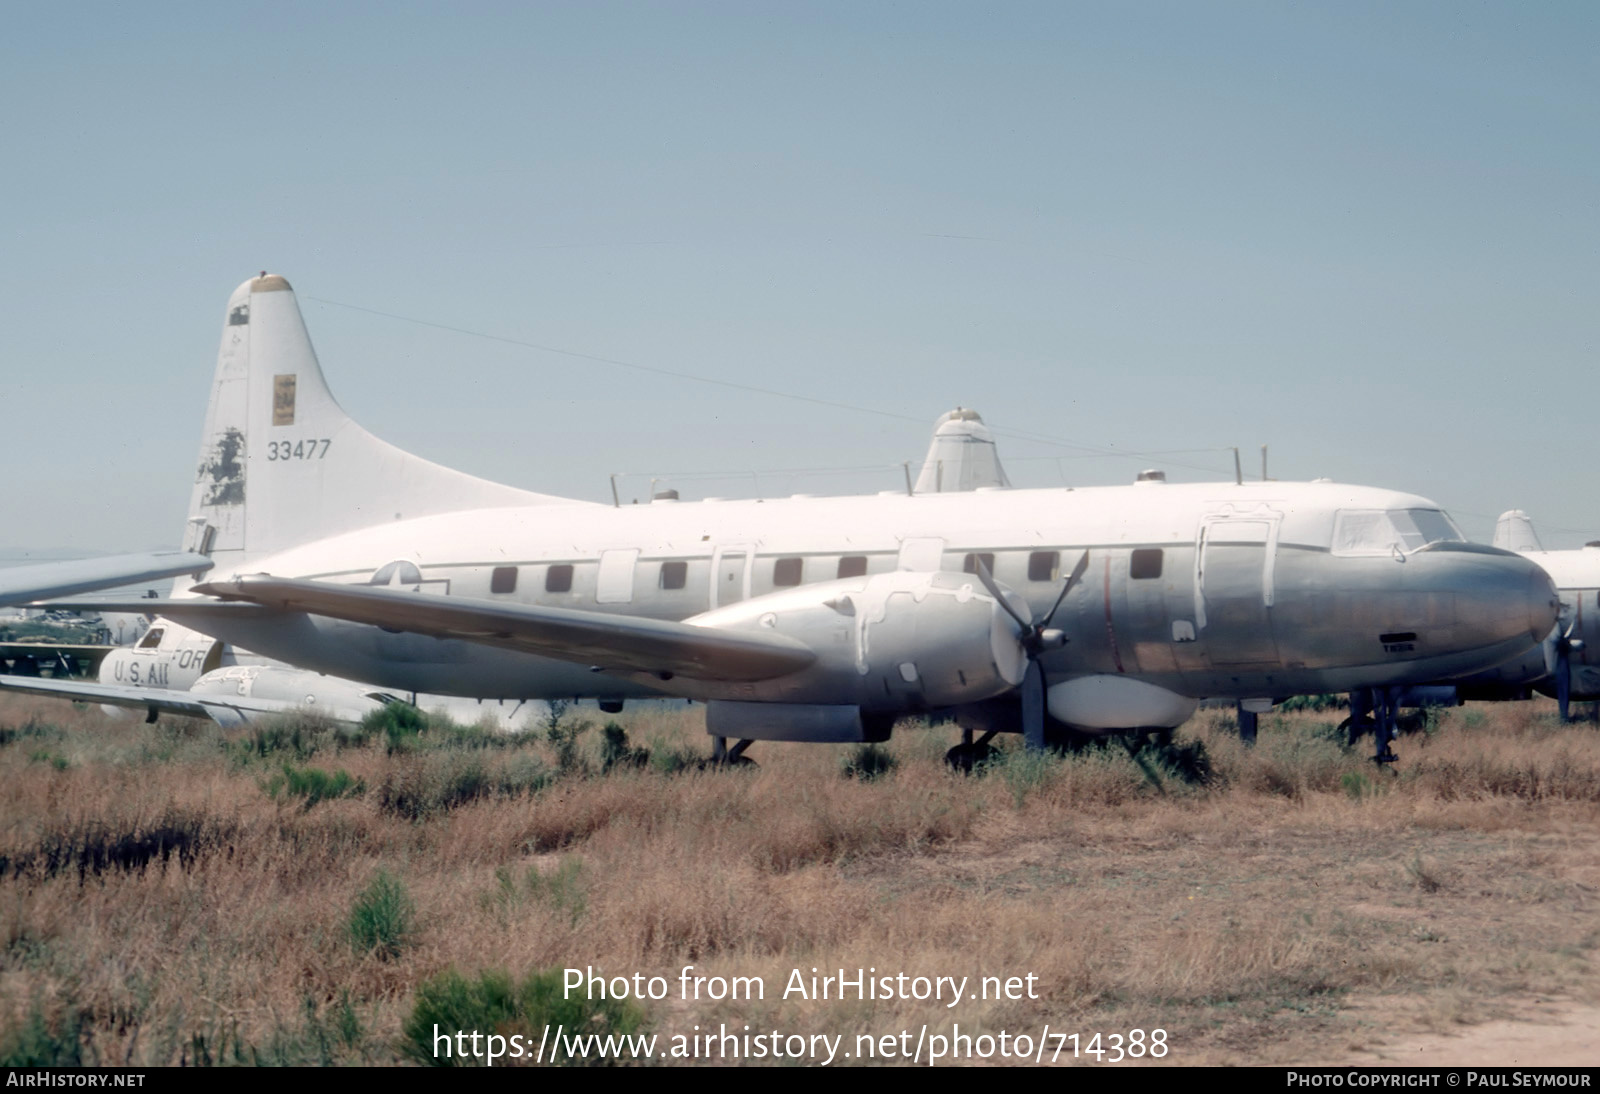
left=183, top=273, right=576, bottom=574
left=1493, top=509, right=1544, bottom=553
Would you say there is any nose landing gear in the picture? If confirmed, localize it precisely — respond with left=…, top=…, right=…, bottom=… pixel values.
left=1343, top=686, right=1400, bottom=764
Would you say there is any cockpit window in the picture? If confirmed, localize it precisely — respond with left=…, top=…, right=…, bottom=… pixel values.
left=1332, top=509, right=1464, bottom=556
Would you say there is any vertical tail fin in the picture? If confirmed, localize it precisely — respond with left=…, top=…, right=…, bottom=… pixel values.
left=1493, top=509, right=1544, bottom=553
left=913, top=407, right=1012, bottom=493
left=183, top=273, right=576, bottom=572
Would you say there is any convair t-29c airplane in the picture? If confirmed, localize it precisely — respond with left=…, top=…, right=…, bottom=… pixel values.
left=55, top=274, right=1560, bottom=766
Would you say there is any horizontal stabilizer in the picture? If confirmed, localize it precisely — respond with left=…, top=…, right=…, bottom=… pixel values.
left=194, top=575, right=818, bottom=682
left=1, top=552, right=211, bottom=606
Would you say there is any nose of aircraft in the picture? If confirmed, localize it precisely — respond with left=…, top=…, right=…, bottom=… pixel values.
left=1443, top=545, right=1559, bottom=650
left=1527, top=562, right=1561, bottom=642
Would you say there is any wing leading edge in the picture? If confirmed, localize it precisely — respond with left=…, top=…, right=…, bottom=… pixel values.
left=192, top=575, right=817, bottom=682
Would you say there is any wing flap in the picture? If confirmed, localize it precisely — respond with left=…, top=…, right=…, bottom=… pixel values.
left=193, top=575, right=816, bottom=682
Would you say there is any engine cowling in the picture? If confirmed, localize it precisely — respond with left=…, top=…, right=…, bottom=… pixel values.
left=684, top=570, right=1028, bottom=711
left=1046, top=675, right=1199, bottom=731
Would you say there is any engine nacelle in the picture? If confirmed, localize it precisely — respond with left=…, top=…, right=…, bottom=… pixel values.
left=704, top=701, right=893, bottom=744
left=684, top=570, right=1027, bottom=710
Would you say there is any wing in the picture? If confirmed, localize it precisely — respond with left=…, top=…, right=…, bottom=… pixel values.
left=0, top=675, right=323, bottom=730
left=0, top=551, right=213, bottom=606
left=190, top=575, right=817, bottom=682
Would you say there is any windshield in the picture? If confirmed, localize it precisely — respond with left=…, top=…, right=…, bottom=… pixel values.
left=1332, top=509, right=1465, bottom=556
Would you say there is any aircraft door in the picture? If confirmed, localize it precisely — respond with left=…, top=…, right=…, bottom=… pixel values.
left=1196, top=517, right=1280, bottom=667
left=596, top=549, right=639, bottom=604
left=710, top=545, right=753, bottom=609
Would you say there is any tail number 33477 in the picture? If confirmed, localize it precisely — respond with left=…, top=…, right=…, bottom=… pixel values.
left=267, top=439, right=331, bottom=461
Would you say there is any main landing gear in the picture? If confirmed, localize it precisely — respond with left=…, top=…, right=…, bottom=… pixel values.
left=1236, top=702, right=1258, bottom=745
left=945, top=727, right=998, bottom=772
left=709, top=736, right=756, bottom=767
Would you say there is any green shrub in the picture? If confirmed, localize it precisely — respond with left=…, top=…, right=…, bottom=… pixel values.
left=233, top=711, right=354, bottom=762
left=264, top=763, right=365, bottom=809
left=485, top=857, right=587, bottom=926
left=402, top=968, right=646, bottom=1067
left=0, top=997, right=84, bottom=1066
left=995, top=747, right=1059, bottom=806
left=348, top=871, right=415, bottom=959
left=600, top=723, right=649, bottom=772
left=840, top=744, right=897, bottom=781
left=365, top=702, right=428, bottom=755
left=543, top=701, right=592, bottom=775
left=646, top=741, right=703, bottom=775
left=0, top=718, right=64, bottom=748
left=375, top=754, right=551, bottom=821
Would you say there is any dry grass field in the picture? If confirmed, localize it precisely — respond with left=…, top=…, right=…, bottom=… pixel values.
left=0, top=690, right=1596, bottom=1067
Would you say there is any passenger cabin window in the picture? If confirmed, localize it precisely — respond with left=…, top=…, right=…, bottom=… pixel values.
left=773, top=557, right=803, bottom=587
left=490, top=566, right=518, bottom=594
left=837, top=556, right=868, bottom=579
left=1028, top=551, right=1059, bottom=582
left=963, top=552, right=996, bottom=575
left=659, top=561, right=687, bottom=590
left=1130, top=549, right=1163, bottom=580
left=137, top=627, right=164, bottom=649
left=545, top=564, right=574, bottom=593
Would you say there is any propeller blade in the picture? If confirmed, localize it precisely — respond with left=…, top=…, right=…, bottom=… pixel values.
left=975, top=558, right=1032, bottom=632
left=1039, top=550, right=1090, bottom=631
left=1557, top=643, right=1572, bottom=723
left=1021, top=658, right=1046, bottom=751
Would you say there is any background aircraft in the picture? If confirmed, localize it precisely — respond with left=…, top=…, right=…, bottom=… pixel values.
left=1488, top=510, right=1597, bottom=719
left=912, top=407, right=1011, bottom=493
left=0, top=551, right=211, bottom=677
left=0, top=661, right=538, bottom=731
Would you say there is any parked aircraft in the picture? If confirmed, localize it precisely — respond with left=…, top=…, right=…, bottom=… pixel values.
left=0, top=659, right=539, bottom=730
left=913, top=407, right=1010, bottom=493
left=1485, top=510, right=1598, bottom=719
left=49, top=274, right=1560, bottom=767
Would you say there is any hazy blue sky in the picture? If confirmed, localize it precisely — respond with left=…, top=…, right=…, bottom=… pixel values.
left=3, top=1, right=1595, bottom=557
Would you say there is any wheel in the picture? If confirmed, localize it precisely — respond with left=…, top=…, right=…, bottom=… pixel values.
left=944, top=742, right=995, bottom=773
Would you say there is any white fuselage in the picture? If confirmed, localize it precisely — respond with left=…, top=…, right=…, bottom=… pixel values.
left=160, top=477, right=1557, bottom=727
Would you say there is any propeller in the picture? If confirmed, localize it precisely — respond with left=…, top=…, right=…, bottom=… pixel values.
left=974, top=551, right=1090, bottom=750
left=1554, top=618, right=1582, bottom=722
